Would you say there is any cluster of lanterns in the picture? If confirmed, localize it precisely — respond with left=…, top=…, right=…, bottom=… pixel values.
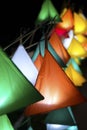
left=0, top=0, right=87, bottom=130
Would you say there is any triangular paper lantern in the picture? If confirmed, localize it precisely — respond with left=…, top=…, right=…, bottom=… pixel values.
left=0, top=48, right=44, bottom=115
left=12, top=44, right=38, bottom=85
left=46, top=124, right=69, bottom=130
left=36, top=0, right=61, bottom=24
left=74, top=12, right=87, bottom=34
left=44, top=107, right=76, bottom=125
left=62, top=29, right=74, bottom=49
left=65, top=64, right=86, bottom=86
left=0, top=114, right=14, bottom=130
left=67, top=38, right=87, bottom=58
left=56, top=8, right=74, bottom=31
left=49, top=32, right=70, bottom=63
left=24, top=50, right=86, bottom=116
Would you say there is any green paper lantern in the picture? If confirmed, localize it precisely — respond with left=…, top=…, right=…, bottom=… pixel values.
left=44, top=107, right=76, bottom=125
left=0, top=114, right=14, bottom=130
left=0, top=48, right=44, bottom=115
left=36, top=0, right=61, bottom=24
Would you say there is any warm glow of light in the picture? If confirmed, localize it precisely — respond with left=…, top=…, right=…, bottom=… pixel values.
left=24, top=50, right=86, bottom=116
left=65, top=64, right=86, bottom=86
left=67, top=38, right=87, bottom=58
left=49, top=32, right=70, bottom=63
left=74, top=12, right=87, bottom=34
left=56, top=8, right=74, bottom=31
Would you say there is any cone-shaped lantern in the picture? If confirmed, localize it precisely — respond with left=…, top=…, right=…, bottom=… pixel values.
left=67, top=38, right=87, bottom=58
left=65, top=64, right=86, bottom=87
left=24, top=50, right=86, bottom=116
left=36, top=0, right=61, bottom=24
left=56, top=8, right=74, bottom=31
left=12, top=44, right=38, bottom=85
left=44, top=107, right=76, bottom=125
left=62, top=29, right=74, bottom=49
left=0, top=48, right=44, bottom=115
left=74, top=12, right=87, bottom=34
left=0, top=114, right=14, bottom=130
left=49, top=32, right=70, bottom=63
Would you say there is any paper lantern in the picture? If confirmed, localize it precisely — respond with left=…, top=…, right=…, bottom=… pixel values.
left=75, top=34, right=87, bottom=43
left=46, top=124, right=69, bottom=130
left=0, top=114, right=14, bottom=130
left=74, top=12, right=87, bottom=34
left=65, top=64, right=86, bottom=86
left=44, top=107, right=76, bottom=125
left=0, top=48, right=44, bottom=115
left=24, top=50, right=86, bottom=116
left=49, top=32, right=70, bottom=63
left=67, top=38, right=87, bottom=58
left=12, top=44, right=38, bottom=85
left=32, top=36, right=66, bottom=67
left=36, top=0, right=61, bottom=24
left=62, top=29, right=74, bottom=49
left=56, top=8, right=74, bottom=31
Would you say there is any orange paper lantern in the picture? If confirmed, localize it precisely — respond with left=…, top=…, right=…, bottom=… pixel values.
left=49, top=32, right=70, bottom=63
left=24, top=50, right=86, bottom=116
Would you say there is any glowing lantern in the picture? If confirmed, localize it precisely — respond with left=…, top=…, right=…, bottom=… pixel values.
left=0, top=114, right=14, bottom=130
left=12, top=44, right=38, bottom=85
left=62, top=29, right=74, bottom=49
left=24, top=50, right=86, bottom=116
left=49, top=32, right=70, bottom=63
left=44, top=107, right=76, bottom=125
left=0, top=48, right=44, bottom=115
left=74, top=12, right=87, bottom=34
left=56, top=8, right=74, bottom=31
left=67, top=38, right=87, bottom=58
left=65, top=64, right=86, bottom=87
left=36, top=0, right=61, bottom=24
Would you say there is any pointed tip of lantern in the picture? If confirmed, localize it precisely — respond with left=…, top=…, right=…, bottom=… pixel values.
left=35, top=0, right=61, bottom=25
left=24, top=50, right=86, bottom=116
left=0, top=47, right=44, bottom=115
left=56, top=8, right=74, bottom=31
left=67, top=38, right=87, bottom=58
left=74, top=12, right=87, bottom=34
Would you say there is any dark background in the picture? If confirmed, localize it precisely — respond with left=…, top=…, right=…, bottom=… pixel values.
left=0, top=0, right=87, bottom=130
left=0, top=0, right=87, bottom=47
